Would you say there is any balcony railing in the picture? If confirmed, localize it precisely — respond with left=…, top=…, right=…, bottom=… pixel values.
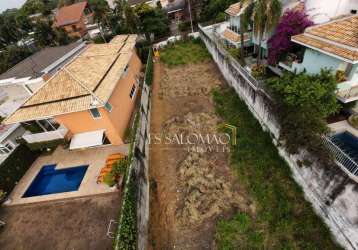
left=323, top=136, right=358, bottom=182
left=23, top=125, right=68, bottom=144
left=336, top=84, right=358, bottom=103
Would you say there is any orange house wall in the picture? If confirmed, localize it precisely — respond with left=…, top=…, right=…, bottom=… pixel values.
left=62, top=15, right=87, bottom=38
left=54, top=51, right=142, bottom=145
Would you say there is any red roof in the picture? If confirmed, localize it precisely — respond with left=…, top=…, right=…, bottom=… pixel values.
left=54, top=1, right=87, bottom=27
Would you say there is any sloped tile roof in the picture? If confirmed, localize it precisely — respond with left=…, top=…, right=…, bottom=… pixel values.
left=54, top=1, right=87, bottom=27
left=225, top=2, right=242, bottom=16
left=5, top=35, right=138, bottom=124
left=222, top=28, right=250, bottom=44
left=292, top=15, right=358, bottom=62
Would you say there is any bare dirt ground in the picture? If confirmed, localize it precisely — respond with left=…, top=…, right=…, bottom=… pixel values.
left=0, top=193, right=121, bottom=250
left=149, top=61, right=254, bottom=249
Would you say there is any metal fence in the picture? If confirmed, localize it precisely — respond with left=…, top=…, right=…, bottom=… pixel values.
left=323, top=136, right=358, bottom=182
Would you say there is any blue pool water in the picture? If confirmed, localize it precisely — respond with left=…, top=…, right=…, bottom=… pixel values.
left=23, top=164, right=88, bottom=197
left=331, top=132, right=358, bottom=162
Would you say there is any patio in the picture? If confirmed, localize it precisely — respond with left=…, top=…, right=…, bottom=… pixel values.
left=6, top=144, right=129, bottom=206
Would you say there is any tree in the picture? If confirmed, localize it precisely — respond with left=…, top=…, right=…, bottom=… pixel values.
left=267, top=70, right=339, bottom=164
left=238, top=0, right=254, bottom=65
left=0, top=46, right=33, bottom=74
left=134, top=3, right=169, bottom=41
left=88, top=0, right=111, bottom=41
left=200, top=0, right=237, bottom=22
left=267, top=9, right=313, bottom=65
left=245, top=0, right=282, bottom=64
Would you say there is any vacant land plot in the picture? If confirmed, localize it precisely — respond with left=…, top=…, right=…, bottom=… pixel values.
left=149, top=40, right=253, bottom=249
left=149, top=40, right=340, bottom=250
left=0, top=193, right=121, bottom=250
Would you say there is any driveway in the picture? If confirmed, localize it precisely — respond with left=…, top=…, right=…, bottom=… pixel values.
left=0, top=193, right=121, bottom=250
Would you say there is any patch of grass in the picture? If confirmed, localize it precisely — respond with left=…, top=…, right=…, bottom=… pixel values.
left=160, top=39, right=211, bottom=67
left=213, top=87, right=342, bottom=250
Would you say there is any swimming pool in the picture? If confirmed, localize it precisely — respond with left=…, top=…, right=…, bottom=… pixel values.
left=331, top=132, right=358, bottom=162
left=23, top=164, right=88, bottom=197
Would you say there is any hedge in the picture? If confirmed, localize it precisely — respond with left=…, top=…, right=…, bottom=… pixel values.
left=114, top=171, right=137, bottom=250
left=145, top=50, right=153, bottom=86
left=0, top=145, right=40, bottom=193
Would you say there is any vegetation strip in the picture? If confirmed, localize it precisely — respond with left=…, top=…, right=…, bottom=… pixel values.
left=212, top=87, right=341, bottom=249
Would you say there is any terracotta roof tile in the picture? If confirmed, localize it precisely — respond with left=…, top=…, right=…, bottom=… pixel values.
left=292, top=33, right=358, bottom=62
left=54, top=1, right=87, bottom=27
left=225, top=2, right=242, bottom=16
left=306, top=15, right=358, bottom=48
left=4, top=35, right=138, bottom=124
left=292, top=15, right=358, bottom=62
left=222, top=29, right=250, bottom=44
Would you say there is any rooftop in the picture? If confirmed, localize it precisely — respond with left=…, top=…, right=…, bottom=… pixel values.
left=4, top=35, right=137, bottom=124
left=292, top=15, right=358, bottom=63
left=225, top=2, right=243, bottom=16
left=0, top=42, right=84, bottom=81
left=221, top=28, right=250, bottom=44
left=54, top=1, right=88, bottom=27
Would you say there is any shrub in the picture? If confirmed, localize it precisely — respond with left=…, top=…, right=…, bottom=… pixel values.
left=267, top=70, right=339, bottom=163
left=178, top=21, right=192, bottom=32
left=0, top=145, right=40, bottom=193
left=267, top=10, right=313, bottom=65
left=145, top=50, right=153, bottom=86
left=227, top=47, right=240, bottom=61
left=112, top=158, right=129, bottom=177
left=335, top=70, right=346, bottom=83
left=104, top=172, right=116, bottom=187
left=348, top=114, right=358, bottom=129
left=114, top=172, right=137, bottom=250
left=251, top=64, right=266, bottom=78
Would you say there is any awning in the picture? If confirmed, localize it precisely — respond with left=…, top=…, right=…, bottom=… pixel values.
left=69, top=129, right=105, bottom=150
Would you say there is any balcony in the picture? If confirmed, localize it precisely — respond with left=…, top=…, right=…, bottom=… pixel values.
left=22, top=119, right=68, bottom=144
left=278, top=53, right=303, bottom=73
left=336, top=80, right=358, bottom=103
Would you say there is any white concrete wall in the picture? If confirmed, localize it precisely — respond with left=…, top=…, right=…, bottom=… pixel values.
left=306, top=0, right=358, bottom=24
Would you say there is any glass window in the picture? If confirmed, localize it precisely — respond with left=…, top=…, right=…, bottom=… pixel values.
left=129, top=84, right=137, bottom=99
left=105, top=102, right=112, bottom=112
left=89, top=108, right=101, bottom=119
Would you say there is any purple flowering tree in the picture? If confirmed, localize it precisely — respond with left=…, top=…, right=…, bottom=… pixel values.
left=267, top=10, right=314, bottom=65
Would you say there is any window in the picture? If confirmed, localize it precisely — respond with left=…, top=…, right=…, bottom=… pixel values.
left=89, top=108, right=101, bottom=119
left=105, top=102, right=112, bottom=112
left=122, top=64, right=129, bottom=78
left=129, top=84, right=137, bottom=99
left=0, top=142, right=14, bottom=155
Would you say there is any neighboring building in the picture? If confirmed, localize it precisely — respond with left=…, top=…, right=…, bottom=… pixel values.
left=54, top=1, right=93, bottom=38
left=218, top=2, right=252, bottom=48
left=0, top=41, right=86, bottom=117
left=5, top=35, right=142, bottom=150
left=163, top=0, right=186, bottom=21
left=279, top=15, right=358, bottom=103
left=305, top=0, right=358, bottom=24
left=0, top=124, right=25, bottom=164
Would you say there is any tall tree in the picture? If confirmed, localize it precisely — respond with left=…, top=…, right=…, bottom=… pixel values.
left=245, top=0, right=282, bottom=64
left=134, top=3, right=169, bottom=41
left=238, top=0, right=254, bottom=65
left=88, top=0, right=111, bottom=41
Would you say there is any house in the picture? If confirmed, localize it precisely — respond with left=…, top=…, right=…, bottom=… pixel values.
left=218, top=2, right=252, bottom=48
left=0, top=41, right=86, bottom=117
left=4, top=35, right=142, bottom=150
left=278, top=15, right=358, bottom=103
left=54, top=1, right=93, bottom=38
left=0, top=124, right=25, bottom=164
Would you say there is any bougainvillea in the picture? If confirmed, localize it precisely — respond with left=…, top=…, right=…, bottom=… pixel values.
left=267, top=10, right=314, bottom=65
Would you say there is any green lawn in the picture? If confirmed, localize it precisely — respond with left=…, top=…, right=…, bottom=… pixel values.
left=213, top=87, right=341, bottom=250
left=160, top=39, right=211, bottom=66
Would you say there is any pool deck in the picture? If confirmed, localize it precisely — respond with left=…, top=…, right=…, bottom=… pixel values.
left=328, top=120, right=358, bottom=137
left=5, top=144, right=129, bottom=206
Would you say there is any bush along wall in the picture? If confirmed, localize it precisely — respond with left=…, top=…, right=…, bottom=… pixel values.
left=145, top=50, right=153, bottom=86
left=114, top=170, right=138, bottom=250
left=0, top=145, right=40, bottom=193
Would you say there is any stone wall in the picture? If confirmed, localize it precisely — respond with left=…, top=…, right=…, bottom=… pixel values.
left=199, top=24, right=358, bottom=250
